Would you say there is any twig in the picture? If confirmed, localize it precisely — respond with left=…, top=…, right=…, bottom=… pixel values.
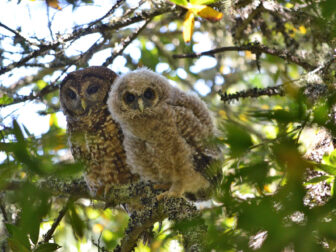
left=0, top=6, right=175, bottom=76
left=0, top=196, right=9, bottom=252
left=115, top=208, right=166, bottom=252
left=0, top=22, right=36, bottom=46
left=88, top=0, right=126, bottom=27
left=64, top=7, right=171, bottom=44
left=173, top=43, right=315, bottom=71
left=0, top=197, right=8, bottom=222
left=219, top=85, right=284, bottom=103
left=0, top=43, right=60, bottom=75
left=43, top=199, right=70, bottom=243
left=0, top=65, right=71, bottom=108
left=92, top=232, right=107, bottom=252
left=103, top=19, right=151, bottom=67
left=46, top=2, right=55, bottom=41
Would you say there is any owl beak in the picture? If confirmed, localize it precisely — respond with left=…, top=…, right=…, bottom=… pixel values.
left=138, top=98, right=144, bottom=112
left=81, top=99, right=87, bottom=110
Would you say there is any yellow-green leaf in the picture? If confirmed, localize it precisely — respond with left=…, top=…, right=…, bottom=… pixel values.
left=0, top=94, right=14, bottom=105
left=190, top=5, right=223, bottom=21
left=183, top=10, right=195, bottom=43
left=190, top=0, right=218, bottom=5
left=169, top=0, right=188, bottom=7
left=46, top=0, right=62, bottom=10
left=36, top=80, right=47, bottom=90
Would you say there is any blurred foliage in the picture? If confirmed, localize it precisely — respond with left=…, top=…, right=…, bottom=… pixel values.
left=1, top=0, right=336, bottom=251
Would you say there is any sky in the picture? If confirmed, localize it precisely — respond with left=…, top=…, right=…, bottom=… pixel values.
left=0, top=0, right=218, bottom=137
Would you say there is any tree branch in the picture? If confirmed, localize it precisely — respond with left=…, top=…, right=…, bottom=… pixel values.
left=0, top=6, right=175, bottom=76
left=103, top=19, right=151, bottom=67
left=0, top=197, right=8, bottom=222
left=115, top=197, right=203, bottom=252
left=4, top=178, right=206, bottom=250
left=87, top=0, right=126, bottom=27
left=0, top=22, right=37, bottom=46
left=173, top=43, right=315, bottom=71
left=43, top=199, right=70, bottom=243
left=219, top=85, right=284, bottom=103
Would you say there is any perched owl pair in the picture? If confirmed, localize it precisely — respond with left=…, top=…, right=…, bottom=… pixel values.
left=60, top=66, right=219, bottom=200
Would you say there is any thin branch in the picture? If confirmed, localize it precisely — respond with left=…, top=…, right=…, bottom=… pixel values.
left=4, top=178, right=159, bottom=207
left=87, top=0, right=126, bottom=27
left=116, top=206, right=167, bottom=252
left=235, top=3, right=263, bottom=40
left=219, top=85, right=284, bottom=103
left=0, top=6, right=175, bottom=76
left=43, top=199, right=70, bottom=243
left=0, top=197, right=8, bottom=222
left=46, top=2, right=55, bottom=41
left=173, top=43, right=315, bottom=71
left=0, top=22, right=36, bottom=46
left=103, top=19, right=151, bottom=67
left=0, top=65, right=72, bottom=108
left=0, top=43, right=60, bottom=75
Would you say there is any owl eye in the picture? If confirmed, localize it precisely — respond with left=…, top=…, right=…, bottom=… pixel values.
left=87, top=85, right=99, bottom=95
left=124, top=92, right=135, bottom=104
left=144, top=88, right=155, bottom=100
left=67, top=89, right=77, bottom=100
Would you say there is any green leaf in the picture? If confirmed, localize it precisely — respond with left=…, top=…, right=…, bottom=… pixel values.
left=8, top=238, right=31, bottom=252
left=0, top=161, right=17, bottom=189
left=224, top=123, right=253, bottom=157
left=313, top=102, right=329, bottom=124
left=34, top=243, right=61, bottom=252
left=52, top=162, right=84, bottom=177
left=236, top=160, right=269, bottom=187
left=22, top=124, right=32, bottom=137
left=67, top=204, right=85, bottom=238
left=0, top=94, right=14, bottom=105
left=13, top=183, right=51, bottom=246
left=0, top=142, right=17, bottom=152
left=304, top=175, right=333, bottom=185
left=13, top=120, right=25, bottom=144
left=139, top=40, right=159, bottom=70
left=320, top=0, right=336, bottom=18
left=169, top=0, right=188, bottom=7
left=318, top=164, right=336, bottom=176
left=6, top=224, right=31, bottom=250
left=323, top=149, right=336, bottom=166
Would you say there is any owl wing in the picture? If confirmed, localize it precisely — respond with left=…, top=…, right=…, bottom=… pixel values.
left=68, top=130, right=90, bottom=165
left=171, top=92, right=221, bottom=184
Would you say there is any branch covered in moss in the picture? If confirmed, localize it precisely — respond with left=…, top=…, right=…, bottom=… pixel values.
left=173, top=43, right=315, bottom=71
left=219, top=85, right=284, bottom=103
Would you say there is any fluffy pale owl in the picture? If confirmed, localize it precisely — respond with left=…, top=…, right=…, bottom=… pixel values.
left=107, top=68, right=218, bottom=200
left=60, top=66, right=138, bottom=196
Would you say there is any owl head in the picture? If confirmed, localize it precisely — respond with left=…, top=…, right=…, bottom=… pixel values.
left=60, top=66, right=117, bottom=120
left=107, top=68, right=171, bottom=120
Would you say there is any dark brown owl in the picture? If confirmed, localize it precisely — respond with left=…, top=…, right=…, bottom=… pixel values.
left=59, top=66, right=138, bottom=196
